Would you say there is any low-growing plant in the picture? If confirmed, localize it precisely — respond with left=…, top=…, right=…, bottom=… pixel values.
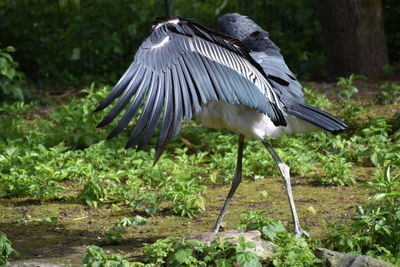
left=336, top=74, right=365, bottom=100
left=328, top=165, right=400, bottom=265
left=272, top=233, right=320, bottom=267
left=335, top=74, right=368, bottom=125
left=143, top=236, right=261, bottom=266
left=79, top=176, right=106, bottom=208
left=142, top=237, right=181, bottom=265
left=237, top=211, right=282, bottom=239
left=303, top=87, right=332, bottom=108
left=46, top=84, right=117, bottom=149
left=0, top=232, right=19, bottom=266
left=0, top=46, right=26, bottom=102
left=82, top=245, right=133, bottom=267
left=162, top=178, right=206, bottom=218
left=101, top=227, right=126, bottom=245
left=313, top=155, right=355, bottom=186
left=116, top=215, right=148, bottom=227
left=84, top=236, right=261, bottom=266
left=376, top=83, right=400, bottom=104
left=237, top=210, right=320, bottom=267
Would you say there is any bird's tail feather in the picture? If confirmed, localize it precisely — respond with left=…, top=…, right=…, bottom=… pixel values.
left=286, top=104, right=347, bottom=133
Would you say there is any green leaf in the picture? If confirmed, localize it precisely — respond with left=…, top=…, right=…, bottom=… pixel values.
left=171, top=248, right=193, bottom=264
left=261, top=221, right=286, bottom=241
left=214, top=259, right=233, bottom=267
left=236, top=253, right=262, bottom=267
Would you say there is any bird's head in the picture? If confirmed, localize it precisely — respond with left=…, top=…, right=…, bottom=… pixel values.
left=218, top=13, right=267, bottom=41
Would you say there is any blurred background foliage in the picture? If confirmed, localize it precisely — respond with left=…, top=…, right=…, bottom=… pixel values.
left=0, top=0, right=399, bottom=90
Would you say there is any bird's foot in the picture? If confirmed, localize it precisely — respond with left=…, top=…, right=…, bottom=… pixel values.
left=294, top=226, right=310, bottom=238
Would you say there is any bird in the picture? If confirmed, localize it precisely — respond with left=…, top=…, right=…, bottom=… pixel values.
left=95, top=13, right=347, bottom=236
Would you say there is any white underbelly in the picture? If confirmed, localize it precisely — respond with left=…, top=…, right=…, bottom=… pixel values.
left=194, top=101, right=319, bottom=140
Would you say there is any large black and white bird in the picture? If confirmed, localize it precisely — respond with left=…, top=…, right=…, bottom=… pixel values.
left=95, top=13, right=347, bottom=236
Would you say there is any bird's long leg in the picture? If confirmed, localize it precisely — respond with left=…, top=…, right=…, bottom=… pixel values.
left=262, top=140, right=309, bottom=237
left=212, top=134, right=245, bottom=233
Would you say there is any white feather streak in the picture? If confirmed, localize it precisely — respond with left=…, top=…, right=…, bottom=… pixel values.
left=187, top=38, right=281, bottom=108
left=151, top=36, right=170, bottom=49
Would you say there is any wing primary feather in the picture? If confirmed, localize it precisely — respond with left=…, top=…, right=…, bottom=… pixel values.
left=136, top=74, right=165, bottom=150
left=106, top=70, right=151, bottom=138
left=95, top=62, right=139, bottom=112
left=177, top=56, right=202, bottom=113
left=181, top=49, right=218, bottom=102
left=188, top=47, right=226, bottom=101
left=125, top=72, right=159, bottom=148
left=97, top=67, right=146, bottom=128
left=198, top=55, right=228, bottom=103
left=171, top=66, right=184, bottom=138
left=154, top=69, right=174, bottom=164
left=212, top=61, right=241, bottom=104
left=193, top=41, right=229, bottom=103
left=207, top=50, right=243, bottom=104
left=171, top=64, right=192, bottom=123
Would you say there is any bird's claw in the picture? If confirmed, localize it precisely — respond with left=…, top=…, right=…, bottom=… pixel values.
left=294, top=227, right=310, bottom=238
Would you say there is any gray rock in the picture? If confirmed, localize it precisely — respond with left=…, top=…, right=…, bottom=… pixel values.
left=316, top=248, right=398, bottom=267
left=7, top=262, right=71, bottom=267
left=189, top=230, right=276, bottom=262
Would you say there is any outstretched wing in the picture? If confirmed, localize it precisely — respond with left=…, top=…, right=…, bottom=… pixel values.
left=95, top=17, right=286, bottom=161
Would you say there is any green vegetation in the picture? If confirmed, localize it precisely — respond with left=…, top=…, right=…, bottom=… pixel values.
left=328, top=166, right=400, bottom=264
left=143, top=235, right=261, bottom=266
left=1, top=0, right=398, bottom=264
left=376, top=83, right=400, bottom=104
left=101, top=227, right=127, bottom=245
left=116, top=216, right=148, bottom=227
left=83, top=245, right=133, bottom=267
left=1, top=76, right=399, bottom=264
left=0, top=0, right=325, bottom=86
left=81, top=211, right=321, bottom=266
left=83, top=236, right=261, bottom=267
left=0, top=1, right=398, bottom=91
left=0, top=232, right=19, bottom=266
left=237, top=210, right=320, bottom=267
left=0, top=46, right=26, bottom=102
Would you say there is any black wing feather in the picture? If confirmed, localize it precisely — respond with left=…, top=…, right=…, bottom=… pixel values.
left=125, top=73, right=158, bottom=148
left=95, top=62, right=139, bottom=112
left=137, top=75, right=165, bottom=150
left=170, top=64, right=184, bottom=138
left=154, top=69, right=174, bottom=163
left=97, top=68, right=146, bottom=128
left=177, top=56, right=203, bottom=112
left=107, top=70, right=150, bottom=138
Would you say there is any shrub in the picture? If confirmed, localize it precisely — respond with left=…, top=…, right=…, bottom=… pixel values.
left=0, top=46, right=26, bottom=102
left=328, top=165, right=400, bottom=265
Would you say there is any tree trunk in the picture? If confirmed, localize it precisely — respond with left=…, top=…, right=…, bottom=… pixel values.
left=316, top=0, right=388, bottom=78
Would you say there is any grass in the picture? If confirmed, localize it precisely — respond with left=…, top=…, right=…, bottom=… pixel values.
left=0, top=77, right=399, bottom=265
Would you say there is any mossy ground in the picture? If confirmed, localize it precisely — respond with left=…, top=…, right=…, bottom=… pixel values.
left=0, top=176, right=371, bottom=265
left=0, top=80, right=398, bottom=266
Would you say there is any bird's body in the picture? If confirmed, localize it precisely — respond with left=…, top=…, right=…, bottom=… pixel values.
left=96, top=13, right=347, bottom=235
left=196, top=102, right=319, bottom=139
